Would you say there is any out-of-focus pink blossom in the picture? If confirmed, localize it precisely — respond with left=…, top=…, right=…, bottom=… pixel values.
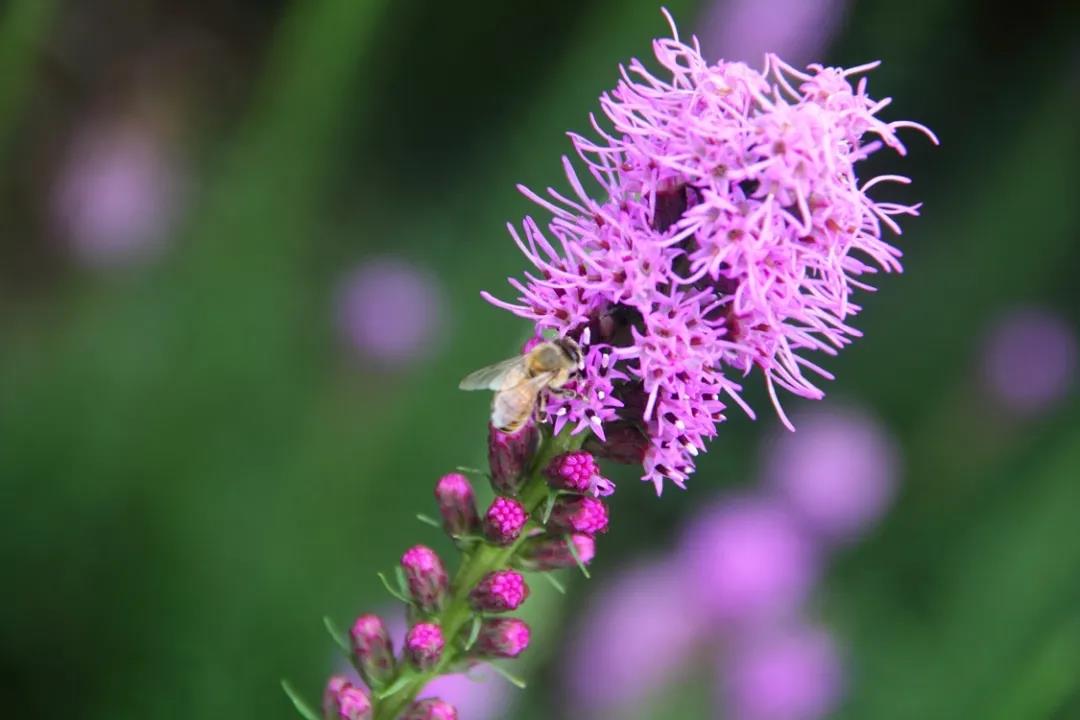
left=678, top=496, right=819, bottom=624
left=720, top=624, right=845, bottom=720
left=562, top=557, right=701, bottom=719
left=338, top=257, right=443, bottom=367
left=763, top=406, right=900, bottom=543
left=697, top=0, right=849, bottom=67
left=980, top=307, right=1077, bottom=416
left=53, top=119, right=180, bottom=267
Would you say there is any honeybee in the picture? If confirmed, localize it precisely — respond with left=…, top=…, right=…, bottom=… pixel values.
left=459, top=338, right=583, bottom=432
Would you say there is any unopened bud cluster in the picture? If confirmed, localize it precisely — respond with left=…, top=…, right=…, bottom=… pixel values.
left=313, top=422, right=614, bottom=718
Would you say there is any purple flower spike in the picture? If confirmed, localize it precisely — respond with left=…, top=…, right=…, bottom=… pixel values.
left=470, top=570, right=530, bottom=613
left=545, top=450, right=615, bottom=497
left=474, top=618, right=531, bottom=659
left=484, top=12, right=936, bottom=491
left=323, top=676, right=373, bottom=720
left=484, top=496, right=529, bottom=545
left=403, top=698, right=459, bottom=720
left=401, top=545, right=449, bottom=614
left=349, top=614, right=395, bottom=689
left=488, top=421, right=539, bottom=495
left=434, top=473, right=479, bottom=538
left=548, top=496, right=609, bottom=535
left=405, top=622, right=445, bottom=671
left=519, top=533, right=596, bottom=571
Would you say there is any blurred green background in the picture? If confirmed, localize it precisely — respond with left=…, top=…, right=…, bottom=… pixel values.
left=2, top=1, right=1078, bottom=718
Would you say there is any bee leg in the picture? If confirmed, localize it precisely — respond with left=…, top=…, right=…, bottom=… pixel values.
left=550, top=387, right=581, bottom=400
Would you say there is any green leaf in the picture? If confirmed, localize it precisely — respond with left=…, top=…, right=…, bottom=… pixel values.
left=464, top=615, right=483, bottom=650
left=542, top=490, right=558, bottom=525
left=566, top=534, right=591, bottom=579
left=375, top=672, right=414, bottom=699
left=323, top=615, right=351, bottom=654
left=416, top=513, right=442, bottom=529
left=538, top=571, right=566, bottom=594
left=486, top=662, right=528, bottom=690
left=377, top=572, right=411, bottom=604
left=281, top=680, right=321, bottom=720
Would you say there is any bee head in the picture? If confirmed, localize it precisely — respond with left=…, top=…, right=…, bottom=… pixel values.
left=556, top=337, right=583, bottom=371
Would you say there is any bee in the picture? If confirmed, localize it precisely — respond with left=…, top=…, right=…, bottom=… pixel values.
left=459, top=337, right=583, bottom=432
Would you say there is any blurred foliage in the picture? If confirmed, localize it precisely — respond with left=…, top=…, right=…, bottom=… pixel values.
left=1, top=1, right=1078, bottom=719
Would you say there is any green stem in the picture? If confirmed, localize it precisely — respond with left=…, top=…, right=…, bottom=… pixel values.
left=374, top=426, right=585, bottom=719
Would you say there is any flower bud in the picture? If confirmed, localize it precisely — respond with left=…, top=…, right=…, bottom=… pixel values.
left=323, top=676, right=372, bottom=720
left=488, top=420, right=538, bottom=495
left=405, top=622, right=445, bottom=671
left=474, top=618, right=531, bottom=659
left=519, top=533, right=596, bottom=571
left=348, top=614, right=395, bottom=689
left=584, top=422, right=649, bottom=465
left=483, top=496, right=528, bottom=545
left=401, top=545, right=449, bottom=613
left=548, top=496, right=609, bottom=535
left=434, top=472, right=479, bottom=537
left=402, top=698, right=459, bottom=720
left=545, top=449, right=615, bottom=496
left=469, top=570, right=529, bottom=613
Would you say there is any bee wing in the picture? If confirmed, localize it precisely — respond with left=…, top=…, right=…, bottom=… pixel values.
left=458, top=356, right=528, bottom=391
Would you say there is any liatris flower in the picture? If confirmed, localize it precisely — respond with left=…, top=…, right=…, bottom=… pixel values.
left=763, top=406, right=899, bottom=543
left=323, top=676, right=373, bottom=720
left=547, top=496, right=609, bottom=535
left=405, top=623, right=445, bottom=671
left=403, top=698, right=459, bottom=720
left=483, top=496, right=529, bottom=545
left=488, top=421, right=539, bottom=495
left=980, top=307, right=1078, bottom=417
left=338, top=257, right=444, bottom=367
left=473, top=618, right=531, bottom=659
left=545, top=450, right=615, bottom=496
left=434, top=473, right=479, bottom=538
left=401, top=546, right=449, bottom=614
left=484, top=13, right=936, bottom=491
left=678, top=496, right=818, bottom=624
left=719, top=624, right=844, bottom=720
left=519, top=533, right=596, bottom=571
left=470, top=570, right=530, bottom=613
left=349, top=614, right=396, bottom=689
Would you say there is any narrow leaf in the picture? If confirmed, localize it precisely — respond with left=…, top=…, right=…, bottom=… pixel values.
left=465, top=615, right=483, bottom=650
left=375, top=673, right=414, bottom=699
left=323, top=615, right=351, bottom=654
left=542, top=491, right=558, bottom=525
left=487, top=662, right=528, bottom=690
left=377, top=572, right=411, bottom=604
left=281, top=680, right=321, bottom=720
left=416, top=513, right=442, bottom=529
left=539, top=571, right=566, bottom=594
left=566, top=534, right=591, bottom=579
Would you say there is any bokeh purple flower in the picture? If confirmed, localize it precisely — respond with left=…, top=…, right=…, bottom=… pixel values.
left=678, top=495, right=819, bottom=625
left=561, top=557, right=701, bottom=719
left=980, top=307, right=1077, bottom=417
left=485, top=14, right=936, bottom=491
left=720, top=624, right=845, bottom=720
left=53, top=119, right=180, bottom=267
left=338, top=257, right=444, bottom=367
left=697, top=0, right=849, bottom=67
left=762, top=405, right=900, bottom=543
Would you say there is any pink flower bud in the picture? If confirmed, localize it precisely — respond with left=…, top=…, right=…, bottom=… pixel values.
left=349, top=614, right=395, bottom=689
left=545, top=450, right=614, bottom=496
left=519, top=533, right=596, bottom=571
left=323, top=676, right=372, bottom=720
left=401, top=545, right=449, bottom=613
left=584, top=422, right=649, bottom=465
left=469, top=570, right=529, bottom=613
left=402, top=698, right=459, bottom=720
left=405, top=622, right=445, bottom=671
left=488, top=421, right=538, bottom=495
left=483, top=496, right=528, bottom=545
left=548, top=496, right=609, bottom=535
left=474, top=618, right=531, bottom=659
left=434, top=473, right=479, bottom=537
